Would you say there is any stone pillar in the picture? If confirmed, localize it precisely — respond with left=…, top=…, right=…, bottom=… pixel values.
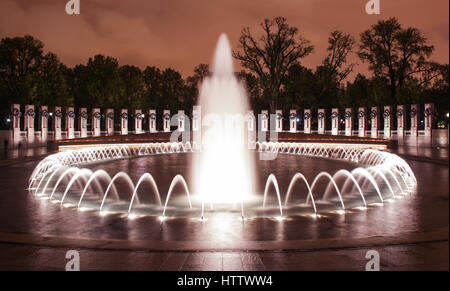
left=79, top=108, right=88, bottom=138
left=383, top=106, right=392, bottom=138
left=134, top=109, right=143, bottom=134
left=331, top=108, right=339, bottom=136
left=358, top=108, right=367, bottom=137
left=24, top=105, right=35, bottom=143
left=177, top=110, right=185, bottom=132
left=54, top=107, right=62, bottom=140
left=275, top=110, right=283, bottom=132
left=11, top=104, right=21, bottom=144
left=410, top=104, right=419, bottom=137
left=247, top=110, right=256, bottom=150
left=345, top=108, right=353, bottom=136
left=120, top=109, right=128, bottom=135
left=193, top=106, right=202, bottom=150
left=424, top=103, right=434, bottom=137
left=39, top=106, right=49, bottom=142
left=396, top=105, right=405, bottom=137
left=370, top=107, right=379, bottom=138
left=289, top=110, right=297, bottom=133
left=163, top=110, right=171, bottom=132
left=261, top=110, right=269, bottom=132
left=317, top=109, right=326, bottom=135
left=247, top=110, right=255, bottom=132
left=66, top=107, right=75, bottom=139
left=192, top=107, right=201, bottom=132
left=303, top=109, right=311, bottom=134
left=92, top=108, right=101, bottom=137
left=106, top=109, right=114, bottom=136
left=148, top=110, right=157, bottom=133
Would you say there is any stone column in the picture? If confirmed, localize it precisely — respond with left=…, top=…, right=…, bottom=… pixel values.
left=134, top=109, right=143, bottom=134
left=303, top=109, right=311, bottom=134
left=11, top=104, right=21, bottom=144
left=149, top=110, right=157, bottom=133
left=345, top=108, right=353, bottom=136
left=331, top=108, right=339, bottom=136
left=120, top=109, right=128, bottom=135
left=358, top=107, right=367, bottom=137
left=275, top=110, right=283, bottom=132
left=79, top=108, right=88, bottom=138
left=54, top=107, right=62, bottom=140
left=193, top=106, right=202, bottom=150
left=383, top=106, right=392, bottom=138
left=106, top=109, right=114, bottom=136
left=370, top=107, right=379, bottom=138
left=192, top=107, right=201, bottom=132
left=163, top=110, right=171, bottom=132
left=177, top=110, right=185, bottom=132
left=66, top=107, right=75, bottom=139
left=247, top=110, right=255, bottom=132
left=424, top=103, right=434, bottom=137
left=24, top=105, right=35, bottom=143
left=261, top=110, right=269, bottom=132
left=410, top=104, right=419, bottom=137
left=39, top=106, right=49, bottom=142
left=92, top=108, right=101, bottom=137
left=317, top=109, right=326, bottom=135
left=396, top=105, right=405, bottom=137
left=289, top=110, right=297, bottom=133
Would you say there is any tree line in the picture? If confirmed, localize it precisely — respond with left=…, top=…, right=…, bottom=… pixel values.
left=0, top=17, right=448, bottom=130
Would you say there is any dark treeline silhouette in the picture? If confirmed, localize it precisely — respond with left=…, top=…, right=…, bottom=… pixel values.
left=0, top=17, right=448, bottom=130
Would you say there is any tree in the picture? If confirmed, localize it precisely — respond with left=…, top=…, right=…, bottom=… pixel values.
left=35, top=52, right=72, bottom=107
left=72, top=55, right=122, bottom=109
left=0, top=35, right=44, bottom=107
left=315, top=31, right=355, bottom=107
left=358, top=17, right=434, bottom=100
left=233, top=17, right=314, bottom=112
left=119, top=65, right=144, bottom=109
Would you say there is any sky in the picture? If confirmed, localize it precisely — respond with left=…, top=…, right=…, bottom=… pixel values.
left=0, top=0, right=448, bottom=79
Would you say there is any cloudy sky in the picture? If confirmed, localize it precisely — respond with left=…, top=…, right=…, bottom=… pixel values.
left=0, top=0, right=448, bottom=79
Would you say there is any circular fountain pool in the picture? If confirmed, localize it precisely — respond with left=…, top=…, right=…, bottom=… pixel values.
left=28, top=142, right=417, bottom=222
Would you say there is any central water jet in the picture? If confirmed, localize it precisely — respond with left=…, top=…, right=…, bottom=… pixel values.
left=193, top=34, right=255, bottom=206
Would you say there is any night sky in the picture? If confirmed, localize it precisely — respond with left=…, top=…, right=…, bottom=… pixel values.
left=1, top=0, right=448, bottom=79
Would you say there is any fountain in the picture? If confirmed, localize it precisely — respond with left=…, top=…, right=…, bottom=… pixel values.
left=27, top=35, right=418, bottom=222
left=193, top=34, right=254, bottom=208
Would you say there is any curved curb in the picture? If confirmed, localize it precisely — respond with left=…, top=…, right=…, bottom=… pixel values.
left=0, top=228, right=447, bottom=253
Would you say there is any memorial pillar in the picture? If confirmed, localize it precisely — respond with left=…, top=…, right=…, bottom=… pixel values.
left=370, top=107, right=379, bottom=138
left=11, top=104, right=21, bottom=144
left=318, top=109, right=326, bottom=135
left=383, top=106, right=392, bottom=138
left=24, top=105, right=35, bottom=143
left=163, top=110, right=171, bottom=132
left=106, top=109, right=114, bottom=136
left=54, top=107, right=62, bottom=140
left=120, top=109, right=128, bottom=135
left=275, top=110, right=283, bottom=132
left=396, top=105, right=405, bottom=137
left=261, top=110, right=269, bottom=132
left=289, top=110, right=297, bottom=133
left=92, top=108, right=101, bottom=137
left=66, top=107, right=75, bottom=139
left=134, top=109, right=143, bottom=134
left=358, top=107, right=367, bottom=137
left=149, top=110, right=157, bottom=133
left=345, top=108, right=353, bottom=136
left=410, top=104, right=419, bottom=137
left=424, top=103, right=434, bottom=137
left=79, top=108, right=88, bottom=138
left=303, top=109, right=311, bottom=134
left=331, top=108, right=339, bottom=136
